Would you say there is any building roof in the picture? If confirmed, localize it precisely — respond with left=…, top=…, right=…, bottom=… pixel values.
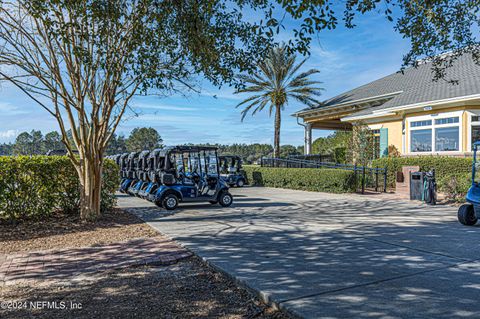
left=296, top=53, right=480, bottom=119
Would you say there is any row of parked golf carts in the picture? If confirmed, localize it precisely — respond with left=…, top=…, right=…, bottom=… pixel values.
left=107, top=146, right=246, bottom=210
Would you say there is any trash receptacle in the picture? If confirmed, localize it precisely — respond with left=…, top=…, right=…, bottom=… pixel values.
left=410, top=171, right=424, bottom=200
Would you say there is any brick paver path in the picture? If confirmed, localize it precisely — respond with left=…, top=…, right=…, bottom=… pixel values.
left=0, top=237, right=192, bottom=286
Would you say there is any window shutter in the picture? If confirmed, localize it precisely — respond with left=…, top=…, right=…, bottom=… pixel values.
left=379, top=128, right=388, bottom=157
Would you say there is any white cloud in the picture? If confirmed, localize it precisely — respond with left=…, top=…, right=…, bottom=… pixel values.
left=0, top=129, right=18, bottom=140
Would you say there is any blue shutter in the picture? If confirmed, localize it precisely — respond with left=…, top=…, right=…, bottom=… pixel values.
left=379, top=128, right=388, bottom=157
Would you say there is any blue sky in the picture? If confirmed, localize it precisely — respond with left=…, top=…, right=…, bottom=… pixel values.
left=0, top=9, right=411, bottom=146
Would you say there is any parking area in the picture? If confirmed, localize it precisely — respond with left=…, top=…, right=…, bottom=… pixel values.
left=118, top=187, right=480, bottom=319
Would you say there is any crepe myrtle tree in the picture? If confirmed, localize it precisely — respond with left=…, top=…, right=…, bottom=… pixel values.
left=0, top=0, right=276, bottom=220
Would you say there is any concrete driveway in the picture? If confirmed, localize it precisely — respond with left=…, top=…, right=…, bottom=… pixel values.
left=118, top=187, right=480, bottom=318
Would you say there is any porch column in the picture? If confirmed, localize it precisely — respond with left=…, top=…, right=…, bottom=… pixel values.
left=304, top=123, right=312, bottom=155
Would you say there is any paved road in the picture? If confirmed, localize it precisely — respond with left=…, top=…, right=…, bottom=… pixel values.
left=118, top=187, right=480, bottom=319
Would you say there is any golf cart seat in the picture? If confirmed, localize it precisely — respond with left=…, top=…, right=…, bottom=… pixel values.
left=126, top=151, right=140, bottom=179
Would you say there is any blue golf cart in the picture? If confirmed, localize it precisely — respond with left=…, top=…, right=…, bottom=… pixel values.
left=219, top=155, right=246, bottom=187
left=128, top=150, right=151, bottom=196
left=120, top=151, right=140, bottom=193
left=458, top=141, right=480, bottom=225
left=138, top=148, right=165, bottom=200
left=148, top=146, right=233, bottom=210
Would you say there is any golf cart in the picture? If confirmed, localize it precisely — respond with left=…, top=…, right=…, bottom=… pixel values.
left=219, top=155, right=246, bottom=187
left=119, top=153, right=130, bottom=188
left=128, top=150, right=150, bottom=196
left=138, top=148, right=164, bottom=199
left=149, top=146, right=233, bottom=210
left=120, top=151, right=140, bottom=193
left=458, top=141, right=480, bottom=225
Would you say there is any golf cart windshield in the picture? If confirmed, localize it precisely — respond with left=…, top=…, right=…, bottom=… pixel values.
left=475, top=157, right=480, bottom=185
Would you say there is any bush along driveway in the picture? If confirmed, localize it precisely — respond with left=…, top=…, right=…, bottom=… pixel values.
left=119, top=186, right=480, bottom=319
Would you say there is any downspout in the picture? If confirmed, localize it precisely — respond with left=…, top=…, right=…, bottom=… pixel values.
left=296, top=116, right=309, bottom=155
left=401, top=112, right=406, bottom=155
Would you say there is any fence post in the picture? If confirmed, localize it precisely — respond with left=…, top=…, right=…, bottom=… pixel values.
left=383, top=166, right=388, bottom=193
left=361, top=165, right=365, bottom=194
left=375, top=166, right=379, bottom=192
left=354, top=164, right=357, bottom=192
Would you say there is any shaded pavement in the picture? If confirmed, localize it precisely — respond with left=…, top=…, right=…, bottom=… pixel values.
left=118, top=187, right=480, bottom=319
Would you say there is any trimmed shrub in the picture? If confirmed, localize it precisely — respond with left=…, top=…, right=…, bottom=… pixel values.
left=372, top=156, right=472, bottom=200
left=243, top=165, right=356, bottom=193
left=0, top=156, right=119, bottom=222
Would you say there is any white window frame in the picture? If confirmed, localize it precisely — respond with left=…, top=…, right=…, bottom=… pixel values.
left=407, top=111, right=463, bottom=155
left=467, top=110, right=480, bottom=151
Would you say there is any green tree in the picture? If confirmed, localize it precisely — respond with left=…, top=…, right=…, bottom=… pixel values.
left=236, top=46, right=323, bottom=157
left=30, top=130, right=45, bottom=154
left=106, top=134, right=128, bottom=155
left=44, top=131, right=65, bottom=152
left=13, top=131, right=32, bottom=155
left=349, top=123, right=375, bottom=167
left=312, top=131, right=351, bottom=163
left=280, top=145, right=301, bottom=158
left=126, top=127, right=163, bottom=152
left=0, top=0, right=275, bottom=220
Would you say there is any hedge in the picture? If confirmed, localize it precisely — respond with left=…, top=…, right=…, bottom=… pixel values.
left=243, top=166, right=356, bottom=193
left=0, top=156, right=119, bottom=222
left=372, top=156, right=473, bottom=201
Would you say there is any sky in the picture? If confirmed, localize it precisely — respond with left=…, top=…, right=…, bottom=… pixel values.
left=0, top=8, right=411, bottom=146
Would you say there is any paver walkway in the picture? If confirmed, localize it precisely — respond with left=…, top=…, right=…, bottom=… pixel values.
left=0, top=237, right=191, bottom=286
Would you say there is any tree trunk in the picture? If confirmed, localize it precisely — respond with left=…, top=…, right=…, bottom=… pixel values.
left=274, top=104, right=281, bottom=158
left=78, top=155, right=103, bottom=221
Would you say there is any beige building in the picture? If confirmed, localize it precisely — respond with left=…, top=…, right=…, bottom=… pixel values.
left=293, top=54, right=480, bottom=157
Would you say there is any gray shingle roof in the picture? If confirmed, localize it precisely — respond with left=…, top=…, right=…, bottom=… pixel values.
left=299, top=53, right=480, bottom=117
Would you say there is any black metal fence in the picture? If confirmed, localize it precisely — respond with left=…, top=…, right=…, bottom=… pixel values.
left=287, top=154, right=334, bottom=163
left=260, top=157, right=387, bottom=193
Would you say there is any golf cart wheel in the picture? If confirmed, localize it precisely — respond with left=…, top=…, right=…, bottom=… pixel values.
left=458, top=204, right=477, bottom=226
left=218, top=191, right=233, bottom=207
left=154, top=198, right=163, bottom=208
left=162, top=194, right=179, bottom=210
left=236, top=178, right=245, bottom=187
left=209, top=200, right=218, bottom=205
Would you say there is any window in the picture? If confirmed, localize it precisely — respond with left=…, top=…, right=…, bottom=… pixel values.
left=411, top=129, right=432, bottom=152
left=409, top=113, right=461, bottom=153
left=435, top=117, right=459, bottom=125
left=471, top=115, right=480, bottom=150
left=411, top=120, right=432, bottom=127
left=435, top=127, right=459, bottom=151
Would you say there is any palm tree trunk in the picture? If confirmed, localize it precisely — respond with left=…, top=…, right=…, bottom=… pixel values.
left=274, top=104, right=281, bottom=158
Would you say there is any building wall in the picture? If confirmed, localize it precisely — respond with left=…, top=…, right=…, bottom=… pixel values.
left=368, top=120, right=403, bottom=154
left=366, top=105, right=480, bottom=156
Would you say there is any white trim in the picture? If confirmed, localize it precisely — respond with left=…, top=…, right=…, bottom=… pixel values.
left=406, top=111, right=463, bottom=154
left=342, top=111, right=395, bottom=121
left=467, top=110, right=480, bottom=151
left=292, top=91, right=403, bottom=117
left=374, top=94, right=480, bottom=114
left=341, top=94, right=480, bottom=122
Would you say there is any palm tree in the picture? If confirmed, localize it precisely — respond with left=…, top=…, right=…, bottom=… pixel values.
left=235, top=46, right=323, bottom=158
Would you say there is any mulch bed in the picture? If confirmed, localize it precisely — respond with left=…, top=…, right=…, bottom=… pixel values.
left=0, top=257, right=291, bottom=319
left=0, top=209, right=159, bottom=254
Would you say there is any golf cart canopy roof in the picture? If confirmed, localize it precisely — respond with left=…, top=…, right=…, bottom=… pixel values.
left=163, top=145, right=218, bottom=153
